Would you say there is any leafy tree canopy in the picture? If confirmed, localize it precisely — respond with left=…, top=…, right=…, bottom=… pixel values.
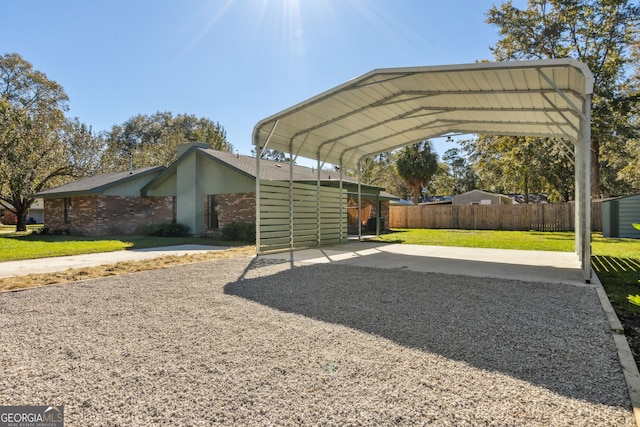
left=462, top=135, right=576, bottom=202
left=395, top=141, right=439, bottom=205
left=486, top=0, right=640, bottom=197
left=101, top=111, right=233, bottom=171
left=252, top=148, right=290, bottom=163
left=0, top=53, right=100, bottom=231
left=432, top=148, right=479, bottom=196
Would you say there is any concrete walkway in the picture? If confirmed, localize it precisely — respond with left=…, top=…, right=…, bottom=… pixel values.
left=1, top=241, right=584, bottom=284
left=261, top=241, right=586, bottom=285
left=0, top=245, right=227, bottom=278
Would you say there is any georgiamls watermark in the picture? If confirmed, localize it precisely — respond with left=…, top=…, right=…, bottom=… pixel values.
left=0, top=406, right=64, bottom=427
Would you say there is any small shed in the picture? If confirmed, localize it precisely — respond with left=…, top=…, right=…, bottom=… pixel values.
left=452, top=190, right=513, bottom=205
left=602, top=194, right=640, bottom=238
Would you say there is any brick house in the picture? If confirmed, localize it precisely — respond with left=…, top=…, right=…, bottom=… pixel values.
left=35, top=167, right=172, bottom=235
left=36, top=143, right=394, bottom=236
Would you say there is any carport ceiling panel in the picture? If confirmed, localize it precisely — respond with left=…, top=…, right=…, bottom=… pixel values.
left=451, top=122, right=570, bottom=139
left=254, top=60, right=592, bottom=168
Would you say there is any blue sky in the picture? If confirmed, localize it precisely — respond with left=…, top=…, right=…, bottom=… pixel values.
left=3, top=0, right=526, bottom=164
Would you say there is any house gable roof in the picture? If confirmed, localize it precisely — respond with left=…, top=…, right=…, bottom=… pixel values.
left=143, top=146, right=386, bottom=195
left=35, top=166, right=165, bottom=198
left=200, top=148, right=351, bottom=182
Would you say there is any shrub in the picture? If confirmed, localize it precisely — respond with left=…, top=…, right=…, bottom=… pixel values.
left=221, top=222, right=256, bottom=243
left=150, top=223, right=190, bottom=237
left=30, top=227, right=44, bottom=235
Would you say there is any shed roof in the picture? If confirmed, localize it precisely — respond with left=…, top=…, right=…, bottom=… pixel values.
left=600, top=193, right=640, bottom=204
left=252, top=59, right=593, bottom=169
left=454, top=189, right=512, bottom=199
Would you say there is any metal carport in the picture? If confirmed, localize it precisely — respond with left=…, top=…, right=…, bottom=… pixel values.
left=253, top=59, right=593, bottom=281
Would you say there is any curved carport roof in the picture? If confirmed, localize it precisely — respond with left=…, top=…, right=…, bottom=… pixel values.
left=253, top=59, right=594, bottom=281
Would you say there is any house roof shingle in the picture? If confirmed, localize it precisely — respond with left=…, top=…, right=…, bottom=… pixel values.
left=198, top=148, right=353, bottom=183
left=35, top=166, right=165, bottom=198
left=36, top=146, right=398, bottom=200
left=197, top=149, right=399, bottom=198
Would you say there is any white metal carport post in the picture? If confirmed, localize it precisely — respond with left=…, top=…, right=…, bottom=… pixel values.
left=539, top=64, right=592, bottom=282
left=578, top=94, right=592, bottom=282
left=357, top=158, right=362, bottom=241
left=255, top=145, right=261, bottom=253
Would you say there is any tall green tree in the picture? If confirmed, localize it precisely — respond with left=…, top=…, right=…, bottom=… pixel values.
left=462, top=135, right=577, bottom=202
left=0, top=53, right=98, bottom=231
left=612, top=43, right=640, bottom=193
left=428, top=161, right=456, bottom=197
left=463, top=135, right=543, bottom=201
left=101, top=111, right=233, bottom=171
left=359, top=152, right=413, bottom=199
left=617, top=139, right=640, bottom=191
left=359, top=153, right=393, bottom=187
left=395, top=141, right=439, bottom=205
left=439, top=148, right=479, bottom=195
left=61, top=118, right=105, bottom=179
left=486, top=0, right=640, bottom=197
left=252, top=148, right=290, bottom=163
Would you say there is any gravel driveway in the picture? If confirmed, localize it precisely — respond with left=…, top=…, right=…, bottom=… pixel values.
left=0, top=256, right=634, bottom=426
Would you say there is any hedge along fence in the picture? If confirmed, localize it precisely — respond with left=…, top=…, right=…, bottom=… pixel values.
left=389, top=202, right=603, bottom=232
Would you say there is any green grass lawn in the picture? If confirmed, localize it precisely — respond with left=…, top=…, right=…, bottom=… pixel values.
left=3, top=227, right=639, bottom=317
left=369, top=228, right=640, bottom=258
left=0, top=232, right=238, bottom=262
left=370, top=228, right=640, bottom=316
left=370, top=229, right=576, bottom=252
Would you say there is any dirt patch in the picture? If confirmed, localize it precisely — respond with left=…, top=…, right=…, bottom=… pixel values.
left=0, top=245, right=255, bottom=292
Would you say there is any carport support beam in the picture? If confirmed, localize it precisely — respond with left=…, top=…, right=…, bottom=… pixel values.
left=579, top=94, right=592, bottom=282
left=290, top=142, right=296, bottom=250
left=339, top=161, right=344, bottom=242
left=256, top=146, right=262, bottom=253
left=317, top=158, right=322, bottom=246
left=357, top=159, right=362, bottom=241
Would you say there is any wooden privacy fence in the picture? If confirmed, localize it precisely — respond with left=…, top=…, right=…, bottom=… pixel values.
left=389, top=203, right=602, bottom=232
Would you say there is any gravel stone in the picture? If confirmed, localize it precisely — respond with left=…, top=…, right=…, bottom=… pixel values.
left=0, top=256, right=634, bottom=426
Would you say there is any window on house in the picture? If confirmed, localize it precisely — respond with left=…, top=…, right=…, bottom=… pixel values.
left=208, top=195, right=219, bottom=229
left=64, top=197, right=71, bottom=223
left=172, top=196, right=177, bottom=223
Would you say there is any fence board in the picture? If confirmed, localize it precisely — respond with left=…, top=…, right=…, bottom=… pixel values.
left=389, top=202, right=603, bottom=232
left=258, top=180, right=347, bottom=253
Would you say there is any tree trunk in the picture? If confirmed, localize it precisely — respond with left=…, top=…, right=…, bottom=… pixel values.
left=413, top=183, right=421, bottom=205
left=16, top=212, right=27, bottom=232
left=591, top=139, right=602, bottom=198
left=7, top=197, right=35, bottom=232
